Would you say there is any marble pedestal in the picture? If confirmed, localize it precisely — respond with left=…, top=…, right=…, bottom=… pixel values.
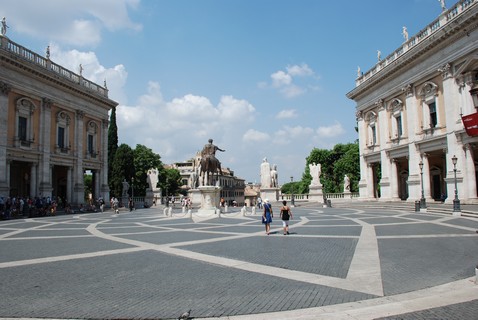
left=260, top=188, right=279, bottom=202
left=308, top=185, right=324, bottom=203
left=196, top=185, right=221, bottom=216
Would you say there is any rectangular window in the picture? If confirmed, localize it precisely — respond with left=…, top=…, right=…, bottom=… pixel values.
left=371, top=126, right=377, bottom=144
left=429, top=102, right=437, bottom=128
left=18, top=116, right=27, bottom=141
left=396, top=115, right=403, bottom=137
left=88, top=134, right=94, bottom=153
left=58, top=127, right=65, bottom=148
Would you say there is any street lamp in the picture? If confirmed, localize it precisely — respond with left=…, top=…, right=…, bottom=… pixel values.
left=290, top=176, right=295, bottom=207
left=419, top=160, right=426, bottom=209
left=452, top=155, right=461, bottom=212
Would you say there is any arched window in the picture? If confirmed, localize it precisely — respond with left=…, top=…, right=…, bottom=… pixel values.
left=388, top=98, right=404, bottom=139
left=366, top=111, right=378, bottom=146
left=15, top=98, right=36, bottom=148
left=87, top=121, right=98, bottom=158
left=419, top=82, right=439, bottom=130
left=56, top=111, right=71, bottom=153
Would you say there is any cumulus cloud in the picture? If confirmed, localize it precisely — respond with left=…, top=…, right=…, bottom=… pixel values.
left=48, top=43, right=128, bottom=104
left=243, top=129, right=270, bottom=142
left=276, top=109, right=298, bottom=119
left=265, top=63, right=318, bottom=98
left=317, top=122, right=346, bottom=138
left=0, top=0, right=141, bottom=46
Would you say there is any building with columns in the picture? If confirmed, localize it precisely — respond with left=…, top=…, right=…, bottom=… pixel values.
left=0, top=34, right=117, bottom=204
left=347, top=0, right=478, bottom=204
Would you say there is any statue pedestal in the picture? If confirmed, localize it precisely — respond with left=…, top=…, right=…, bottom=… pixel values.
left=260, top=188, right=279, bottom=202
left=308, top=184, right=324, bottom=203
left=196, top=186, right=221, bottom=216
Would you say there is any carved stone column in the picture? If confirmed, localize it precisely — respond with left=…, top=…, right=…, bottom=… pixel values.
left=0, top=81, right=11, bottom=197
left=39, top=98, right=53, bottom=197
left=73, top=110, right=85, bottom=205
left=464, top=144, right=477, bottom=199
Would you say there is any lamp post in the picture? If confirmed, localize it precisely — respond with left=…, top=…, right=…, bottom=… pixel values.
left=290, top=176, right=295, bottom=207
left=131, top=177, right=134, bottom=211
left=452, top=155, right=461, bottom=212
left=419, top=160, right=426, bottom=209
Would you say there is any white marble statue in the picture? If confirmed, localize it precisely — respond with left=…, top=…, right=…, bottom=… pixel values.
left=344, top=174, right=350, bottom=192
left=270, top=164, right=278, bottom=188
left=309, top=163, right=322, bottom=186
left=122, top=179, right=130, bottom=197
left=402, top=26, right=408, bottom=41
left=260, top=157, right=271, bottom=188
left=147, top=169, right=159, bottom=191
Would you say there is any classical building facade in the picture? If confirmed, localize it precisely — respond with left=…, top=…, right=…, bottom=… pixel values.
left=0, top=35, right=117, bottom=204
left=347, top=0, right=478, bottom=204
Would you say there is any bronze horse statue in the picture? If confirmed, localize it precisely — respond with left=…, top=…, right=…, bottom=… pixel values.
left=199, top=154, right=222, bottom=186
left=199, top=139, right=225, bottom=186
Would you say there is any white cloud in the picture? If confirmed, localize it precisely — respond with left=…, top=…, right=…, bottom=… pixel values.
left=266, top=64, right=318, bottom=98
left=49, top=43, right=128, bottom=104
left=0, top=0, right=141, bottom=46
left=276, top=109, right=298, bottom=119
left=243, top=129, right=270, bottom=142
left=286, top=64, right=314, bottom=77
left=316, top=122, right=346, bottom=138
left=271, top=70, right=292, bottom=88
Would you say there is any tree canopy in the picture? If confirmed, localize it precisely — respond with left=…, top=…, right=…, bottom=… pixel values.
left=302, top=142, right=360, bottom=193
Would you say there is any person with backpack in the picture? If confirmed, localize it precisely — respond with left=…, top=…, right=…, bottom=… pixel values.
left=280, top=200, right=293, bottom=235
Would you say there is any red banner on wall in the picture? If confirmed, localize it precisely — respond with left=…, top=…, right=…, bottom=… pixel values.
left=462, top=112, right=478, bottom=136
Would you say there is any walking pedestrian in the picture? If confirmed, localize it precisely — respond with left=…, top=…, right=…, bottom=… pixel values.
left=280, top=200, right=292, bottom=235
left=262, top=199, right=273, bottom=235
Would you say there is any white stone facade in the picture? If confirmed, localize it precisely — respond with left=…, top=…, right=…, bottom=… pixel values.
left=347, top=1, right=478, bottom=204
left=0, top=35, right=117, bottom=204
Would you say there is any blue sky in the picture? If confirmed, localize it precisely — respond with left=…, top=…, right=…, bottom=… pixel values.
left=0, top=0, right=450, bottom=184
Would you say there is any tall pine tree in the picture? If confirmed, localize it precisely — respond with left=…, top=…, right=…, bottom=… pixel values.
left=107, top=106, right=118, bottom=191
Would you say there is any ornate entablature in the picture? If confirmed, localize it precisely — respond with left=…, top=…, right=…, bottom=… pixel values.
left=419, top=81, right=439, bottom=100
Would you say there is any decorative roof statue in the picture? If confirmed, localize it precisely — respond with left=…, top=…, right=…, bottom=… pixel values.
left=1, top=17, right=9, bottom=36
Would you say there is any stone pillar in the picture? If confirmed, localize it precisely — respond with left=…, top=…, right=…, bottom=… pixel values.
left=66, top=167, right=72, bottom=204
left=391, top=159, right=399, bottom=199
left=39, top=98, right=53, bottom=197
left=377, top=100, right=390, bottom=200
left=464, top=144, right=477, bottom=200
left=73, top=110, right=85, bottom=204
left=367, top=163, right=375, bottom=199
left=404, top=84, right=421, bottom=201
left=100, top=119, right=110, bottom=201
left=30, top=164, right=37, bottom=197
left=356, top=112, right=370, bottom=199
left=422, top=153, right=432, bottom=200
left=0, top=81, right=11, bottom=197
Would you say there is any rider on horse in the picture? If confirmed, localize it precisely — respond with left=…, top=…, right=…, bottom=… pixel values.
left=200, top=139, right=225, bottom=185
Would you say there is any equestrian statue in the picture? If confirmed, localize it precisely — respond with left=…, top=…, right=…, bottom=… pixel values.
left=199, top=139, right=225, bottom=186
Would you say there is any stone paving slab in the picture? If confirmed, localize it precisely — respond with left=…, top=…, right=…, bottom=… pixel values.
left=0, top=205, right=478, bottom=319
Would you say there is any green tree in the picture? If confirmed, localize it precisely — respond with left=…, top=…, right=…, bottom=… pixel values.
left=304, top=142, right=360, bottom=193
left=133, top=144, right=163, bottom=196
left=158, top=168, right=182, bottom=197
left=108, top=106, right=119, bottom=191
left=110, top=144, right=135, bottom=198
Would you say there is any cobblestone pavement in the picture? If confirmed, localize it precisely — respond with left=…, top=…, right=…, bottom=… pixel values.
left=0, top=203, right=477, bottom=319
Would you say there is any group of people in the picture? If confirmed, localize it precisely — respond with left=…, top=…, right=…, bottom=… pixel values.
left=0, top=195, right=67, bottom=219
left=262, top=199, right=293, bottom=235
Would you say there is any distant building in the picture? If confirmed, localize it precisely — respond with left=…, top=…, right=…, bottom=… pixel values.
left=0, top=34, right=117, bottom=204
left=347, top=1, right=478, bottom=204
